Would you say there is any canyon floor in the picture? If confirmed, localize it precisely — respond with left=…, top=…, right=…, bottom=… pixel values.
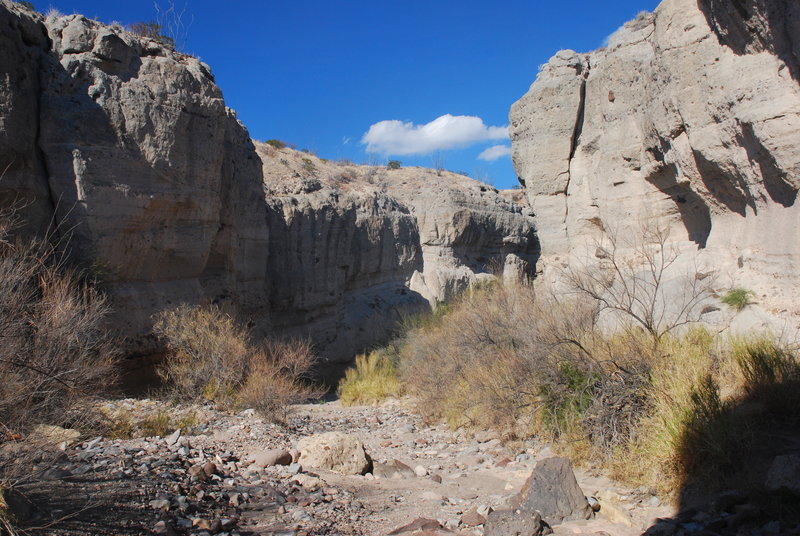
left=10, top=397, right=679, bottom=536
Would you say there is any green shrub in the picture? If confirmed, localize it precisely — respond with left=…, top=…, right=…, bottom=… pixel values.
left=387, top=160, right=401, bottom=170
left=266, top=139, right=287, bottom=149
left=721, top=287, right=755, bottom=311
left=338, top=349, right=403, bottom=406
left=301, top=157, right=316, bottom=173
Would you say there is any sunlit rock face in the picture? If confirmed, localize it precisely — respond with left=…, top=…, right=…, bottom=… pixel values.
left=510, top=0, right=800, bottom=323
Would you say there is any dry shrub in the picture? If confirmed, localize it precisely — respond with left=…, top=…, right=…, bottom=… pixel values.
left=0, top=206, right=118, bottom=526
left=155, top=305, right=320, bottom=421
left=398, top=265, right=799, bottom=499
left=337, top=348, right=403, bottom=406
left=400, top=281, right=601, bottom=438
left=239, top=340, right=321, bottom=422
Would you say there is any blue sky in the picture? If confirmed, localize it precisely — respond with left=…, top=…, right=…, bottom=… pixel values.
left=40, top=0, right=661, bottom=189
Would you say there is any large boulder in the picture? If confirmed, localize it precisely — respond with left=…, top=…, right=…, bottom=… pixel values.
left=297, top=432, right=371, bottom=475
left=512, top=457, right=591, bottom=525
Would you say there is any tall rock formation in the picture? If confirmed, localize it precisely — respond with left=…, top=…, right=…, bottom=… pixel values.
left=510, top=0, right=800, bottom=319
left=0, top=2, right=537, bottom=370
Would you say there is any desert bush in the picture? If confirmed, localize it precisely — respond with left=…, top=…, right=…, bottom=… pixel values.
left=301, top=157, right=316, bottom=173
left=564, top=221, right=713, bottom=343
left=0, top=205, right=118, bottom=514
left=154, top=305, right=320, bottom=421
left=397, top=244, right=795, bottom=499
left=129, top=21, right=175, bottom=47
left=0, top=231, right=118, bottom=440
left=338, top=348, right=403, bottom=406
left=721, top=287, right=755, bottom=311
left=265, top=139, right=287, bottom=149
left=387, top=160, right=401, bottom=170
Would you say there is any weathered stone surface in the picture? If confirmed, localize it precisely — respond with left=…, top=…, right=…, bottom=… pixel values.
left=484, top=509, right=543, bottom=536
left=765, top=455, right=800, bottom=495
left=373, top=459, right=416, bottom=479
left=297, top=432, right=371, bottom=475
left=249, top=448, right=293, bottom=467
left=0, top=4, right=538, bottom=371
left=513, top=457, right=591, bottom=524
left=256, top=145, right=537, bottom=367
left=510, top=0, right=800, bottom=320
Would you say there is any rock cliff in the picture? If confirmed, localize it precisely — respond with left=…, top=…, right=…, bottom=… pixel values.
left=0, top=2, right=537, bottom=369
left=255, top=145, right=538, bottom=363
left=510, top=0, right=800, bottom=321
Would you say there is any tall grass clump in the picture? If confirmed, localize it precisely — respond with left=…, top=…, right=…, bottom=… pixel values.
left=337, top=348, right=403, bottom=406
left=154, top=305, right=321, bottom=421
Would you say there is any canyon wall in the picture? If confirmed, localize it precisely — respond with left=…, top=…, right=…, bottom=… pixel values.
left=0, top=2, right=537, bottom=369
left=510, top=0, right=800, bottom=322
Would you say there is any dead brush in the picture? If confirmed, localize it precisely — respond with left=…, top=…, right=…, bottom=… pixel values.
left=154, top=305, right=321, bottom=421
left=0, top=199, right=118, bottom=530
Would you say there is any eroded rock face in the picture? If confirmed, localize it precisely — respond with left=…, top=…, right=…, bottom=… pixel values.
left=0, top=3, right=538, bottom=369
left=510, top=0, right=800, bottom=319
left=255, top=145, right=537, bottom=366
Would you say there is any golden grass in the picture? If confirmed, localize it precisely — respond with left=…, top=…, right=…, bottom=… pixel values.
left=337, top=350, right=403, bottom=406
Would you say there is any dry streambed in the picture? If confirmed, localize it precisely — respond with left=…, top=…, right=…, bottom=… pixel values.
left=11, top=398, right=760, bottom=536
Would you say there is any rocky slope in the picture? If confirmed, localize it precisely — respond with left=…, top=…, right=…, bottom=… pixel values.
left=510, top=0, right=800, bottom=322
left=0, top=2, right=537, bottom=369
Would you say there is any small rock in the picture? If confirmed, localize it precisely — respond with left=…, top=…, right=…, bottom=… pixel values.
left=149, top=499, right=171, bottom=511
left=297, top=432, right=370, bottom=475
left=514, top=457, right=592, bottom=524
left=387, top=517, right=450, bottom=535
left=460, top=509, right=486, bottom=527
left=413, top=464, right=427, bottom=477
left=166, top=429, right=181, bottom=447
left=250, top=448, right=293, bottom=467
left=287, top=462, right=302, bottom=474
left=202, top=461, right=218, bottom=477
left=484, top=509, right=542, bottom=536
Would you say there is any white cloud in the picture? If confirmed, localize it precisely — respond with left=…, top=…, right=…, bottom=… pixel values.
left=342, top=136, right=351, bottom=145
left=478, top=144, right=512, bottom=162
left=362, top=114, right=508, bottom=155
